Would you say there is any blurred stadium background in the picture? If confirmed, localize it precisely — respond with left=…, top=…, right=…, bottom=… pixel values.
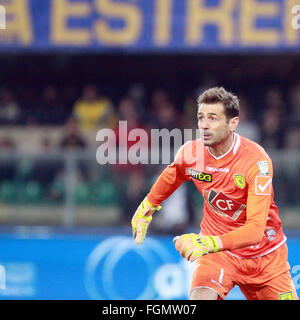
left=0, top=0, right=300, bottom=300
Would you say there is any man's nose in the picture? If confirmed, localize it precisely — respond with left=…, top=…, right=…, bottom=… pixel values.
left=199, top=119, right=209, bottom=130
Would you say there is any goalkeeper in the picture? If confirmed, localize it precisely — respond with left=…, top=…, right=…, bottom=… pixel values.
left=131, top=87, right=298, bottom=300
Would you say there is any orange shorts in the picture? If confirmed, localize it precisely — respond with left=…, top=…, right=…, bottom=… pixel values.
left=190, top=243, right=298, bottom=300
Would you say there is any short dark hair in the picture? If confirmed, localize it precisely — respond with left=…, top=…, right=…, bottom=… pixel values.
left=197, top=87, right=240, bottom=119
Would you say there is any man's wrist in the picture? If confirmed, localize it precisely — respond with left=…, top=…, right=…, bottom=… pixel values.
left=146, top=193, right=161, bottom=208
left=205, top=235, right=222, bottom=253
left=215, top=236, right=223, bottom=251
left=218, top=234, right=233, bottom=251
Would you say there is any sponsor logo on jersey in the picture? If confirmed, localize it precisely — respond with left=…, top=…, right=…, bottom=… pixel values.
left=206, top=166, right=229, bottom=173
left=186, top=168, right=212, bottom=182
left=233, top=174, right=246, bottom=189
left=257, top=161, right=269, bottom=175
left=207, top=189, right=246, bottom=221
left=279, top=291, right=293, bottom=300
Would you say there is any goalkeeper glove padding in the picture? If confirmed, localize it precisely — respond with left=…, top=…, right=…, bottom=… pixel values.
left=173, top=233, right=221, bottom=262
left=131, top=197, right=162, bottom=245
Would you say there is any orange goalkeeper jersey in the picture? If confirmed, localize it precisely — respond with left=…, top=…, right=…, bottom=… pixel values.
left=147, top=133, right=286, bottom=259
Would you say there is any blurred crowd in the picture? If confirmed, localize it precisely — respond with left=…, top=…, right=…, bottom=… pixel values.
left=1, top=81, right=300, bottom=151
left=0, top=54, right=300, bottom=229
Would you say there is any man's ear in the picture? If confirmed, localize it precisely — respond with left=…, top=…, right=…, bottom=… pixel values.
left=229, top=117, right=239, bottom=132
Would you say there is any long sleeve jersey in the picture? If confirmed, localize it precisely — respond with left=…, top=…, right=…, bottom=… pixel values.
left=147, top=133, right=286, bottom=259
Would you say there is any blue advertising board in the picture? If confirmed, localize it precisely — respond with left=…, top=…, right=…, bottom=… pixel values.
left=0, top=232, right=299, bottom=300
left=0, top=0, right=299, bottom=52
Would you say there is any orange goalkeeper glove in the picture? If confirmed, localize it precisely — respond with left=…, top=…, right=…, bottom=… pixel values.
left=131, top=197, right=162, bottom=245
left=173, top=233, right=221, bottom=262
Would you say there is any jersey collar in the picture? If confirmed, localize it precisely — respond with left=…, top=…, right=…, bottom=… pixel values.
left=207, top=133, right=241, bottom=160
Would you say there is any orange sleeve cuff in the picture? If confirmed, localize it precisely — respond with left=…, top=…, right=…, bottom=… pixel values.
left=147, top=193, right=161, bottom=207
left=219, top=234, right=234, bottom=251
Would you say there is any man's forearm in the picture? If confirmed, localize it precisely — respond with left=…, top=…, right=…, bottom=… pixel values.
left=219, top=219, right=266, bottom=251
left=147, top=164, right=185, bottom=206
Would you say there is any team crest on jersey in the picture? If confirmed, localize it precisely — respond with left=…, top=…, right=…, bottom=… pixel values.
left=257, top=161, right=269, bottom=175
left=233, top=174, right=246, bottom=189
left=186, top=168, right=212, bottom=182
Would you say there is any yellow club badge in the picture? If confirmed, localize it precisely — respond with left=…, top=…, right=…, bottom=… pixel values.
left=234, top=174, right=246, bottom=189
left=279, top=291, right=293, bottom=300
